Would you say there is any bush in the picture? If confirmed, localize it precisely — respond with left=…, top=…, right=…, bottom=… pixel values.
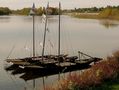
left=46, top=50, right=119, bottom=90
left=99, top=7, right=119, bottom=19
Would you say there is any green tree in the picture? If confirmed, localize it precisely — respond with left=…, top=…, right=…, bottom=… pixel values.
left=20, top=8, right=31, bottom=15
left=0, top=7, right=11, bottom=15
left=37, top=7, right=43, bottom=15
left=48, top=7, right=59, bottom=15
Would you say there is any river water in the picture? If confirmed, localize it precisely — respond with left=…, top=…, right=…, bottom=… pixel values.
left=0, top=15, right=119, bottom=90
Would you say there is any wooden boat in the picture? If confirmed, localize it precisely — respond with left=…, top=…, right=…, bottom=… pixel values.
left=5, top=3, right=102, bottom=70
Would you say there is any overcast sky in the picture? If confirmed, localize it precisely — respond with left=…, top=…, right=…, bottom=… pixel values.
left=0, top=0, right=119, bottom=9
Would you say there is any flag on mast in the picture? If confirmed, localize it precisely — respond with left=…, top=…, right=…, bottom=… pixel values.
left=30, top=3, right=36, bottom=15
left=42, top=14, right=46, bottom=23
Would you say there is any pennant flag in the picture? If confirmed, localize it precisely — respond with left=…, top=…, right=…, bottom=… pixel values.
left=47, top=2, right=49, bottom=8
left=32, top=3, right=35, bottom=11
left=30, top=3, right=36, bottom=15
left=46, top=2, right=49, bottom=11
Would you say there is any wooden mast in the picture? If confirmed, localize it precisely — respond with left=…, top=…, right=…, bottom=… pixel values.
left=58, top=2, right=61, bottom=66
left=42, top=2, right=49, bottom=62
left=33, top=13, right=35, bottom=58
left=30, top=3, right=36, bottom=89
left=29, top=3, right=36, bottom=58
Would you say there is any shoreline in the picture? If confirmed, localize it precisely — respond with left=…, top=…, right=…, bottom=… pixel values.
left=65, top=12, right=119, bottom=21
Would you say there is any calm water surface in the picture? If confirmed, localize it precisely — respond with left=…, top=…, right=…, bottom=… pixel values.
left=0, top=15, right=119, bottom=90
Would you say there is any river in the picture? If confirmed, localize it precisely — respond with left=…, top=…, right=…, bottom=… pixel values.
left=0, top=15, right=119, bottom=90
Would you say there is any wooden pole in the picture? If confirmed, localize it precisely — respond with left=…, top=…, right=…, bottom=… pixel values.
left=78, top=51, right=94, bottom=59
left=42, top=2, right=49, bottom=62
left=58, top=2, right=61, bottom=66
left=33, top=15, right=35, bottom=58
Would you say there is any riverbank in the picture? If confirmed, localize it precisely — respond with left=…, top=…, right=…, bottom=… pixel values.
left=67, top=7, right=119, bottom=21
left=46, top=50, right=119, bottom=90
left=68, top=12, right=119, bottom=21
left=68, top=12, right=100, bottom=19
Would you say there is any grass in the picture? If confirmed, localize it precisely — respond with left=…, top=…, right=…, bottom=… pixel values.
left=71, top=13, right=100, bottom=19
left=70, top=12, right=119, bottom=20
left=90, top=78, right=119, bottom=90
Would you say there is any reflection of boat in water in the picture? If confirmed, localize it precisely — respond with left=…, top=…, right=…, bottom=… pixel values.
left=5, top=3, right=102, bottom=71
left=5, top=61, right=91, bottom=81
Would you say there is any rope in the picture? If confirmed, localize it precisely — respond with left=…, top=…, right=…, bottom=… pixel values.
left=47, top=16, right=58, bottom=55
left=36, top=16, right=44, bottom=55
left=6, top=44, right=16, bottom=59
left=65, top=22, right=75, bottom=55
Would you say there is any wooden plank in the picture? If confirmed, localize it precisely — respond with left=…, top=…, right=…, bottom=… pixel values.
left=6, top=59, right=30, bottom=65
left=56, top=62, right=76, bottom=67
left=23, top=65, right=43, bottom=68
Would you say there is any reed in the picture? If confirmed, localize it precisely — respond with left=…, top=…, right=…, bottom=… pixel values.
left=46, top=50, right=119, bottom=90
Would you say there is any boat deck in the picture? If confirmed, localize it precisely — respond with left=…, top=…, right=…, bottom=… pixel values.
left=5, top=51, right=102, bottom=69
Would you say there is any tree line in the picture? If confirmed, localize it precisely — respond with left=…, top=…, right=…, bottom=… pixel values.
left=69, top=6, right=119, bottom=20
left=0, top=7, right=11, bottom=15
left=0, top=7, right=59, bottom=15
left=1, top=5, right=119, bottom=16
left=63, top=5, right=119, bottom=13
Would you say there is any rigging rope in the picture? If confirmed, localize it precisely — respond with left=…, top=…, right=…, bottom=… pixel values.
left=66, top=25, right=75, bottom=55
left=61, top=16, right=75, bottom=56
left=6, top=44, right=16, bottom=59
